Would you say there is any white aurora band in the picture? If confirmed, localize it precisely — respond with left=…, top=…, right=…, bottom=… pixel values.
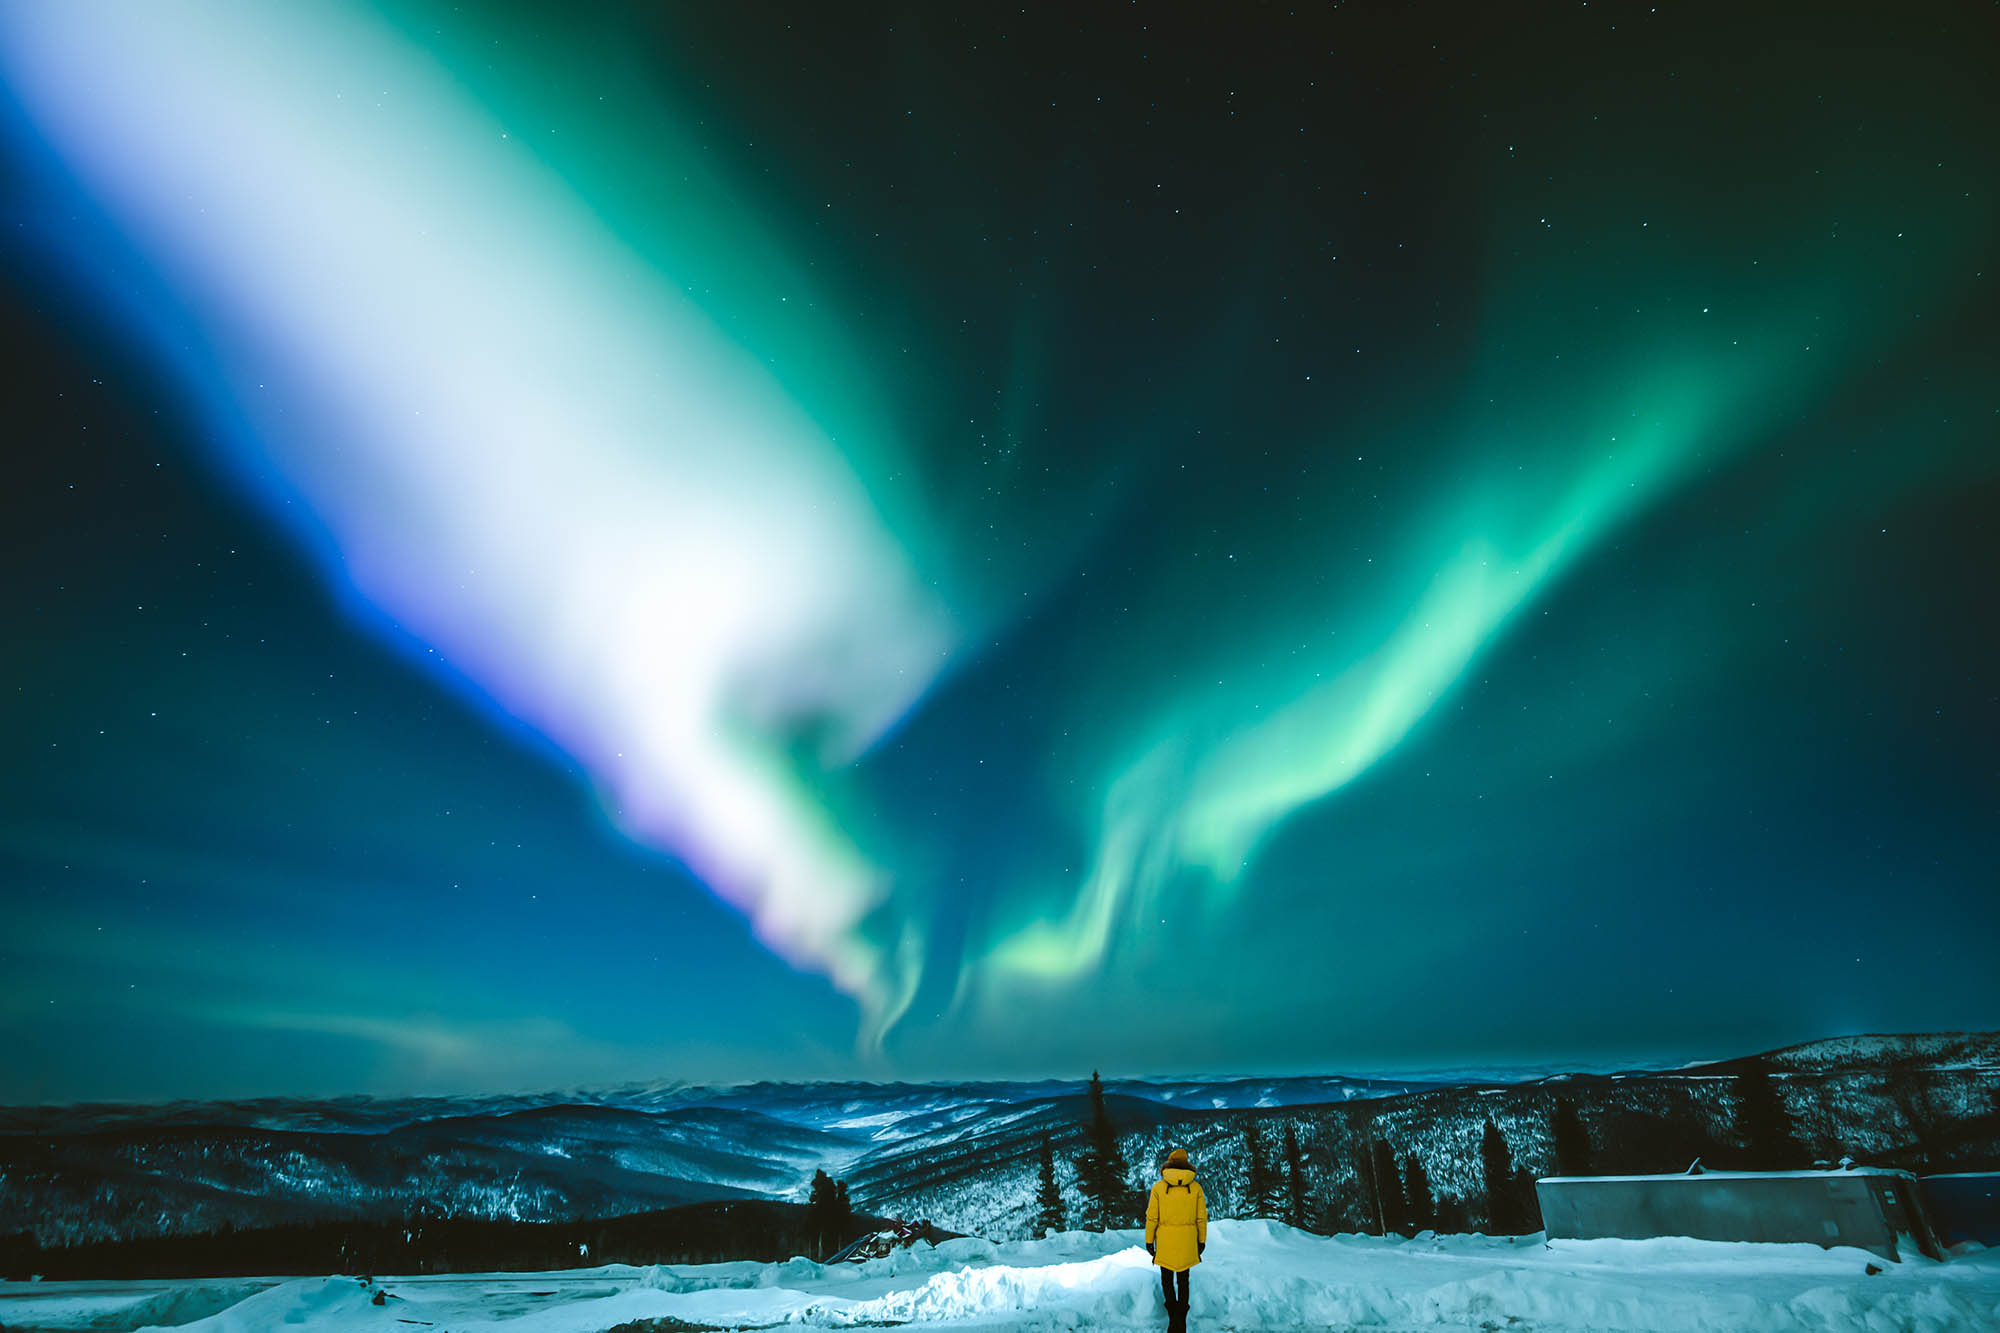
left=0, top=1, right=950, bottom=1039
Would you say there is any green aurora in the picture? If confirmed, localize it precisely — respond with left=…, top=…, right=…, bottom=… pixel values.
left=0, top=0, right=1994, bottom=1097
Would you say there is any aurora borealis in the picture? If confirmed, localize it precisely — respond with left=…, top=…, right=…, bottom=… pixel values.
left=1, top=1, right=1995, bottom=1102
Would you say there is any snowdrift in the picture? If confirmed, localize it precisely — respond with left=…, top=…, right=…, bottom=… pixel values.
left=2, top=1220, right=1995, bottom=1332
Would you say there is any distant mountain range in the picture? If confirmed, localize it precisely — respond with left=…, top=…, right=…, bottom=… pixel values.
left=5, top=1034, right=1994, bottom=1246
left=0, top=1071, right=1457, bottom=1138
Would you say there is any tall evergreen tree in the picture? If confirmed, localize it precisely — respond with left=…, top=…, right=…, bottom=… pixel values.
left=806, top=1169, right=839, bottom=1259
left=1512, top=1166, right=1544, bottom=1234
left=1034, top=1135, right=1068, bottom=1235
left=1733, top=1067, right=1803, bottom=1169
left=1353, top=1141, right=1382, bottom=1235
left=1281, top=1122, right=1310, bottom=1230
left=1402, top=1154, right=1436, bottom=1233
left=1370, top=1136, right=1405, bottom=1236
left=1434, top=1193, right=1469, bottom=1234
left=1074, top=1071, right=1130, bottom=1231
left=1480, top=1118, right=1528, bottom=1235
left=1243, top=1120, right=1283, bottom=1218
left=1551, top=1097, right=1592, bottom=1177
left=833, top=1179, right=853, bottom=1243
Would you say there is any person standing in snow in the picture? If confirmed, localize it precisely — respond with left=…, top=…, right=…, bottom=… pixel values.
left=1144, top=1146, right=1207, bottom=1332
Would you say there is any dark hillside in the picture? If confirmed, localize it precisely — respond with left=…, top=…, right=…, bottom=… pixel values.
left=3, top=1200, right=916, bottom=1281
left=858, top=1034, right=2000, bottom=1238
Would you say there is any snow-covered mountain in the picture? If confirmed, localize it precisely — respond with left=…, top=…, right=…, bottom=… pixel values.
left=843, top=1034, right=2000, bottom=1240
left=0, top=1074, right=1453, bottom=1244
left=0, top=1103, right=856, bottom=1246
left=6, top=1035, right=1995, bottom=1248
left=1719, top=1032, right=2000, bottom=1076
left=0, top=1072, right=1445, bottom=1139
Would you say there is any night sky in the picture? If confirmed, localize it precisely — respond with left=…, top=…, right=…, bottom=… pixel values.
left=2, top=1, right=1995, bottom=1104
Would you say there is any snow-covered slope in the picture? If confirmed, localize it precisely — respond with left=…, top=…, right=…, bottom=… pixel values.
left=0, top=1074, right=1445, bottom=1139
left=1716, top=1032, right=2000, bottom=1076
left=4, top=1222, right=1995, bottom=1332
left=849, top=1044, right=2000, bottom=1240
left=8, top=1035, right=1996, bottom=1249
left=0, top=1104, right=852, bottom=1245
left=0, top=1077, right=1450, bottom=1244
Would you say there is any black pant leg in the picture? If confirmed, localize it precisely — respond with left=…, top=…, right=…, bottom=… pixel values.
left=1175, top=1269, right=1190, bottom=1304
left=1161, top=1267, right=1175, bottom=1303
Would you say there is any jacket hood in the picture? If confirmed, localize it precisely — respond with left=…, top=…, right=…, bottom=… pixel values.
left=1161, top=1165, right=1197, bottom=1185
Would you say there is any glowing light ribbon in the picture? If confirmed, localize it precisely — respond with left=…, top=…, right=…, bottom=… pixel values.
left=0, top=0, right=949, bottom=1038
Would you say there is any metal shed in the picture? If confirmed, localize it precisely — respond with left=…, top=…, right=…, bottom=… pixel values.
left=1535, top=1167, right=1942, bottom=1262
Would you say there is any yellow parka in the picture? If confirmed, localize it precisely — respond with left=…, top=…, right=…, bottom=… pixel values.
left=1144, top=1165, right=1207, bottom=1271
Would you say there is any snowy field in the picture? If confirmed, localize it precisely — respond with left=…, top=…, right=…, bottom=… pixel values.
left=3, top=1221, right=1997, bottom=1333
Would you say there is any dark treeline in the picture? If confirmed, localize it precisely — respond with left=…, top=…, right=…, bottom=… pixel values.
left=1229, top=1100, right=1548, bottom=1238
left=804, top=1169, right=853, bottom=1259
left=0, top=1198, right=899, bottom=1282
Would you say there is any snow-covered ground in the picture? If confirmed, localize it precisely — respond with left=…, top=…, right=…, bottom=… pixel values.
left=4, top=1221, right=1996, bottom=1332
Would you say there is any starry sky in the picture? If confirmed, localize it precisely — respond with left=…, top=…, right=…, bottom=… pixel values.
left=1, top=1, right=1995, bottom=1104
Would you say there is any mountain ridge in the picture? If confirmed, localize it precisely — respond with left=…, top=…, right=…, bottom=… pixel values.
left=6, top=1031, right=1994, bottom=1246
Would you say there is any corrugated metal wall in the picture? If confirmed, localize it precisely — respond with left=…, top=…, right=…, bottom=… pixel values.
left=1535, top=1170, right=1941, bottom=1262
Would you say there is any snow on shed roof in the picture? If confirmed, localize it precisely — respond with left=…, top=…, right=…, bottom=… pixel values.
left=1539, top=1168, right=1916, bottom=1184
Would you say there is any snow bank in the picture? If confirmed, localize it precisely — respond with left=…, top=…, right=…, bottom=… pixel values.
left=5, top=1220, right=1994, bottom=1332
left=135, top=1277, right=377, bottom=1332
left=832, top=1244, right=1158, bottom=1327
left=0, top=1279, right=269, bottom=1330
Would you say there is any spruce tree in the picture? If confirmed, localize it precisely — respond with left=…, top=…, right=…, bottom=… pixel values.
left=807, top=1169, right=839, bottom=1259
left=1434, top=1194, right=1468, bottom=1234
left=1075, top=1071, right=1129, bottom=1230
left=1244, top=1120, right=1283, bottom=1218
left=833, top=1178, right=853, bottom=1244
left=1402, top=1154, right=1435, bottom=1233
left=1034, top=1135, right=1068, bottom=1235
left=1512, top=1166, right=1544, bottom=1234
left=1281, top=1122, right=1310, bottom=1230
left=1480, top=1119, right=1523, bottom=1234
left=1733, top=1067, right=1803, bottom=1169
left=1354, top=1142, right=1381, bottom=1235
left=1370, top=1137, right=1405, bottom=1236
left=1551, top=1097, right=1591, bottom=1177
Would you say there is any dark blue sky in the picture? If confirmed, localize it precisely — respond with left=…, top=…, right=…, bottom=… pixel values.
left=1, top=0, right=1995, bottom=1102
